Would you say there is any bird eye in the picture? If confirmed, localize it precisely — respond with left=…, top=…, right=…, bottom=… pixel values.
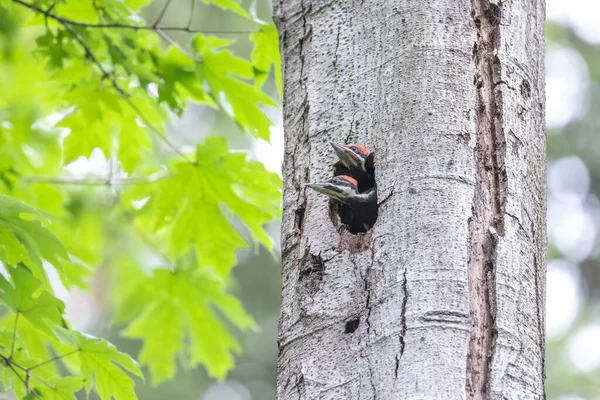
left=350, top=146, right=358, bottom=152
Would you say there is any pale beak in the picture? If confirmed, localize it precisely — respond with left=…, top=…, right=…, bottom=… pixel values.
left=329, top=141, right=360, bottom=169
left=306, top=181, right=349, bottom=203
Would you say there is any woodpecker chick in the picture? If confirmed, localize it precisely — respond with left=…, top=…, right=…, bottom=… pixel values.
left=329, top=142, right=375, bottom=192
left=307, top=175, right=377, bottom=233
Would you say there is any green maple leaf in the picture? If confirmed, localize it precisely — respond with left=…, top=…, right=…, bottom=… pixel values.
left=60, top=83, right=153, bottom=173
left=118, top=266, right=256, bottom=384
left=38, top=376, right=84, bottom=400
left=0, top=196, right=70, bottom=285
left=193, top=35, right=277, bottom=140
left=55, top=328, right=143, bottom=400
left=130, top=136, right=281, bottom=277
left=250, top=23, right=282, bottom=97
left=156, top=46, right=214, bottom=115
left=201, top=0, right=249, bottom=18
left=35, top=30, right=70, bottom=69
left=124, top=0, right=153, bottom=10
left=0, top=265, right=65, bottom=336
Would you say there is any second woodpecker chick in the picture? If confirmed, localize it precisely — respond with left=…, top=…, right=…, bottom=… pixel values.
left=329, top=142, right=375, bottom=192
left=307, top=175, right=377, bottom=233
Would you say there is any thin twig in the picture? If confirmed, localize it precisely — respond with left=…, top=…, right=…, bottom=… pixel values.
left=11, top=0, right=254, bottom=34
left=59, top=22, right=127, bottom=97
left=22, top=175, right=169, bottom=186
left=5, top=361, right=42, bottom=400
left=28, top=349, right=80, bottom=370
left=156, top=28, right=202, bottom=63
left=187, top=0, right=195, bottom=30
left=3, top=356, right=28, bottom=372
left=153, top=0, right=173, bottom=27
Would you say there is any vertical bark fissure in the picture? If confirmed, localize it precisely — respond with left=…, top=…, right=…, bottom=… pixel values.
left=364, top=274, right=373, bottom=333
left=466, top=1, right=507, bottom=399
left=399, top=268, right=408, bottom=358
left=533, top=254, right=547, bottom=399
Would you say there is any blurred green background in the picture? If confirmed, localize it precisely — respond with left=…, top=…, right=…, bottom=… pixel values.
left=27, top=0, right=600, bottom=399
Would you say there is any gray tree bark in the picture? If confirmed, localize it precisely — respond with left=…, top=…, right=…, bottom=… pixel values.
left=275, top=1, right=546, bottom=399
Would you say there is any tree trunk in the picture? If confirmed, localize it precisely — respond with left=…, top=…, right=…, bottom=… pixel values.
left=275, top=1, right=546, bottom=399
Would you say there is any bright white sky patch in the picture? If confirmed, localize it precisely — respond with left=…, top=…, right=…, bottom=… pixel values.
left=546, top=47, right=589, bottom=130
left=548, top=157, right=596, bottom=262
left=547, top=260, right=581, bottom=337
left=549, top=157, right=590, bottom=206
left=568, top=324, right=600, bottom=372
left=547, top=0, right=600, bottom=44
left=253, top=121, right=283, bottom=176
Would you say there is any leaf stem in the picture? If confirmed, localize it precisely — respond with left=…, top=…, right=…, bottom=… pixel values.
left=28, top=349, right=80, bottom=370
left=156, top=28, right=202, bottom=63
left=9, top=312, right=20, bottom=359
left=5, top=361, right=42, bottom=400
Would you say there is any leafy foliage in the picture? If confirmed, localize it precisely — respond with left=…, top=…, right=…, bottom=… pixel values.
left=126, top=136, right=281, bottom=277
left=0, top=195, right=70, bottom=286
left=0, top=266, right=65, bottom=336
left=0, top=0, right=281, bottom=398
left=115, top=263, right=256, bottom=384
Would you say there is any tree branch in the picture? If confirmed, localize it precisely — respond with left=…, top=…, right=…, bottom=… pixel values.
left=4, top=360, right=42, bottom=400
left=153, top=0, right=173, bottom=27
left=187, top=0, right=195, bottom=30
left=22, top=175, right=169, bottom=186
left=12, top=0, right=255, bottom=34
left=156, top=28, right=202, bottom=63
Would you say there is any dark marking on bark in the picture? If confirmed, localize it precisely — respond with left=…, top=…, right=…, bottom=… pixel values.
left=517, top=104, right=527, bottom=120
left=448, top=132, right=472, bottom=146
left=520, top=79, right=531, bottom=99
left=377, top=189, right=394, bottom=208
left=299, top=251, right=332, bottom=279
left=509, top=130, right=523, bottom=157
left=494, top=80, right=516, bottom=91
left=333, top=24, right=340, bottom=68
left=466, top=1, right=507, bottom=399
left=298, top=0, right=312, bottom=153
left=394, top=355, right=400, bottom=379
left=368, top=366, right=377, bottom=399
left=398, top=268, right=408, bottom=365
left=344, top=318, right=360, bottom=334
left=295, top=206, right=306, bottom=231
left=365, top=285, right=373, bottom=334
left=505, top=212, right=530, bottom=239
left=294, top=372, right=305, bottom=399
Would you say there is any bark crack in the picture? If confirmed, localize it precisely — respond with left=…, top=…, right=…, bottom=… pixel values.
left=466, top=1, right=507, bottom=399
left=395, top=268, right=408, bottom=380
left=399, top=268, right=408, bottom=357
left=365, top=281, right=373, bottom=334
